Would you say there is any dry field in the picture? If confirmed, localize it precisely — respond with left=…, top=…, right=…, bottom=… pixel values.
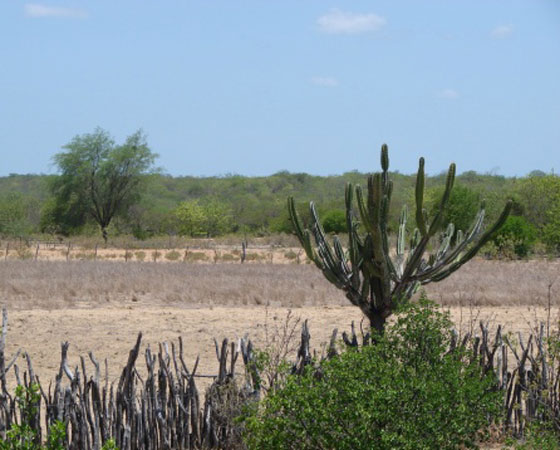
left=0, top=258, right=559, bottom=390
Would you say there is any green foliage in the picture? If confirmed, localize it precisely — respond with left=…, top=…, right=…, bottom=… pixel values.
left=44, top=422, right=66, bottom=450
left=0, top=384, right=66, bottom=450
left=516, top=175, right=560, bottom=251
left=425, top=184, right=480, bottom=240
left=164, top=250, right=181, bottom=261
left=510, top=420, right=560, bottom=449
left=175, top=199, right=232, bottom=237
left=243, top=299, right=501, bottom=450
left=0, top=193, right=38, bottom=237
left=44, top=128, right=157, bottom=241
left=493, top=216, right=537, bottom=257
left=101, top=439, right=119, bottom=450
left=0, top=384, right=121, bottom=450
left=321, top=209, right=347, bottom=234
left=174, top=200, right=205, bottom=236
left=200, top=199, right=233, bottom=237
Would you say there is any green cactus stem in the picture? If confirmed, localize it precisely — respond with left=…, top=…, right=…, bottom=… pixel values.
left=288, top=144, right=512, bottom=334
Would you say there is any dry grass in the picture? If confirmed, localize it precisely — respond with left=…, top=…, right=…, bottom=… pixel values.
left=1, top=258, right=558, bottom=395
left=1, top=258, right=558, bottom=311
left=0, top=260, right=343, bottom=310
left=426, top=259, right=560, bottom=306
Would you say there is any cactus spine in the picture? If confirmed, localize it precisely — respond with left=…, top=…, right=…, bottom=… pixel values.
left=288, top=144, right=512, bottom=333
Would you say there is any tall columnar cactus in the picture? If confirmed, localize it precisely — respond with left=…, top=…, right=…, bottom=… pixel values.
left=288, top=144, right=512, bottom=333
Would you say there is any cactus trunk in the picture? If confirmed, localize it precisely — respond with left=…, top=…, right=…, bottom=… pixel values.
left=289, top=144, right=511, bottom=334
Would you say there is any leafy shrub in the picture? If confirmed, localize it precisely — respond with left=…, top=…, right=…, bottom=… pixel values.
left=164, top=250, right=181, bottom=261
left=283, top=250, right=297, bottom=260
left=321, top=210, right=347, bottom=234
left=220, top=253, right=236, bottom=261
left=493, top=216, right=537, bottom=258
left=185, top=251, right=208, bottom=262
left=0, top=384, right=66, bottom=450
left=510, top=420, right=560, bottom=449
left=134, top=251, right=146, bottom=261
left=243, top=299, right=501, bottom=450
left=426, top=184, right=480, bottom=240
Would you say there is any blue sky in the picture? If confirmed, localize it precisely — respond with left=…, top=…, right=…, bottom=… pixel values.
left=1, top=1, right=559, bottom=177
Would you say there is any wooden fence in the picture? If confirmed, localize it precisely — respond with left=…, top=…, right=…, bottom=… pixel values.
left=0, top=309, right=559, bottom=449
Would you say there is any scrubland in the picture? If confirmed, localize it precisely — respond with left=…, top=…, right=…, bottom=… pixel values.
left=0, top=258, right=558, bottom=389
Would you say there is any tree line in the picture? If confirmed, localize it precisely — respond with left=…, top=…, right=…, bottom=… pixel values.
left=0, top=128, right=559, bottom=255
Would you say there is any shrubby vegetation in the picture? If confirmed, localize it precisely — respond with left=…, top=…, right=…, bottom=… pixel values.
left=243, top=299, right=502, bottom=449
left=0, top=384, right=119, bottom=450
left=1, top=157, right=559, bottom=255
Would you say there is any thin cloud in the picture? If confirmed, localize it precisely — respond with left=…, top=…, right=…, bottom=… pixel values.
left=25, top=4, right=88, bottom=19
left=438, top=89, right=459, bottom=100
left=311, top=76, right=339, bottom=87
left=491, top=24, right=514, bottom=39
left=317, top=9, right=386, bottom=34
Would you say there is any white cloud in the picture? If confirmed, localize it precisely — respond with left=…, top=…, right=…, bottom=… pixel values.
left=25, top=4, right=88, bottom=19
left=317, top=9, right=386, bottom=34
left=491, top=24, right=514, bottom=39
left=311, top=76, right=339, bottom=87
left=438, top=89, right=459, bottom=99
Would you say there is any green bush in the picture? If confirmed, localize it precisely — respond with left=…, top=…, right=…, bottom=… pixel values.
left=0, top=384, right=66, bottom=450
left=493, top=216, right=537, bottom=258
left=510, top=420, right=560, bottom=449
left=164, top=250, right=181, bottom=261
left=321, top=209, right=347, bottom=234
left=243, top=299, right=501, bottom=450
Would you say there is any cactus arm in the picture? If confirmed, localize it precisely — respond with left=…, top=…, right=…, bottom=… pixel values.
left=381, top=143, right=389, bottom=174
left=413, top=205, right=487, bottom=282
left=380, top=193, right=398, bottom=281
left=288, top=197, right=319, bottom=262
left=287, top=196, right=305, bottom=244
left=395, top=205, right=407, bottom=278
left=415, top=157, right=428, bottom=237
left=423, top=200, right=512, bottom=283
left=345, top=183, right=362, bottom=291
left=436, top=223, right=454, bottom=260
left=355, top=185, right=374, bottom=234
left=427, top=163, right=456, bottom=236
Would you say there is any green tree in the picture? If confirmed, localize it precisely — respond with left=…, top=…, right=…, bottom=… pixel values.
left=322, top=209, right=347, bottom=234
left=516, top=175, right=560, bottom=251
left=175, top=200, right=205, bottom=237
left=493, top=215, right=537, bottom=257
left=200, top=199, right=232, bottom=237
left=0, top=192, right=35, bottom=236
left=425, top=184, right=480, bottom=241
left=47, top=128, right=157, bottom=242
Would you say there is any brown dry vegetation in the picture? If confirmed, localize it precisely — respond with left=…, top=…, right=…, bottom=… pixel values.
left=1, top=258, right=558, bottom=309
left=0, top=258, right=559, bottom=392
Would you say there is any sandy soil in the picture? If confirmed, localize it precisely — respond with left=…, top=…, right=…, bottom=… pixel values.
left=4, top=304, right=555, bottom=392
left=1, top=256, right=558, bottom=392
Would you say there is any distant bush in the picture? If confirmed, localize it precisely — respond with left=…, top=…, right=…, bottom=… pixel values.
left=220, top=253, right=236, bottom=261
left=283, top=250, right=298, bottom=260
left=164, top=250, right=181, bottom=261
left=185, top=251, right=208, bottom=262
left=493, top=216, right=537, bottom=258
left=243, top=298, right=501, bottom=450
left=322, top=210, right=347, bottom=234
left=134, top=251, right=146, bottom=261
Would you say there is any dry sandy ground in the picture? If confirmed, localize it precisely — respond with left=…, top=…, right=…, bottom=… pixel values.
left=1, top=258, right=559, bottom=392
left=3, top=304, right=556, bottom=392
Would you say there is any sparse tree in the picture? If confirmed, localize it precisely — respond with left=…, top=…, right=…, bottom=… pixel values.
left=175, top=200, right=206, bottom=237
left=49, top=128, right=157, bottom=242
